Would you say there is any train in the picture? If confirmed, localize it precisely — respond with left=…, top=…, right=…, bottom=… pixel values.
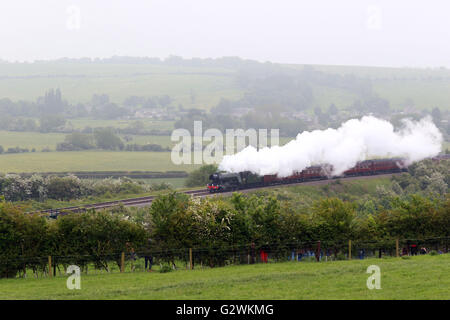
left=207, top=158, right=410, bottom=193
left=208, top=154, right=450, bottom=193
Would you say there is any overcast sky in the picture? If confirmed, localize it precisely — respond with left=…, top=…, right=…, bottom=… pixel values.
left=1, top=0, right=449, bottom=67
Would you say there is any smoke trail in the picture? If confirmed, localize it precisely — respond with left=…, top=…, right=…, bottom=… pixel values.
left=219, top=116, right=443, bottom=177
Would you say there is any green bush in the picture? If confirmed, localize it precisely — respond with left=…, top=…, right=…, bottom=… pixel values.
left=185, top=164, right=218, bottom=187
left=159, top=265, right=173, bottom=273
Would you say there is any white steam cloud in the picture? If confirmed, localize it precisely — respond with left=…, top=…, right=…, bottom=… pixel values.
left=219, top=116, right=443, bottom=177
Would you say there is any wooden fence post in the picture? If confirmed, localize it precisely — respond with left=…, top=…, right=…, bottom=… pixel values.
left=396, top=239, right=399, bottom=257
left=120, top=252, right=125, bottom=273
left=48, top=256, right=52, bottom=278
left=189, top=248, right=193, bottom=270
left=348, top=240, right=352, bottom=260
left=316, top=241, right=321, bottom=262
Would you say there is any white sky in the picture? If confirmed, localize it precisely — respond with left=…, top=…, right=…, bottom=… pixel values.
left=1, top=0, right=449, bottom=67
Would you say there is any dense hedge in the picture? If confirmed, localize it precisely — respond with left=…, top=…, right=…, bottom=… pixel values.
left=0, top=203, right=147, bottom=278
left=1, top=191, right=449, bottom=277
left=144, top=192, right=449, bottom=267
left=0, top=174, right=149, bottom=201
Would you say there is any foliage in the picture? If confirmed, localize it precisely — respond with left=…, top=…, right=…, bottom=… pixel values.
left=185, top=164, right=218, bottom=187
left=0, top=202, right=50, bottom=278
left=93, top=128, right=124, bottom=150
left=54, top=210, right=147, bottom=271
left=0, top=174, right=148, bottom=202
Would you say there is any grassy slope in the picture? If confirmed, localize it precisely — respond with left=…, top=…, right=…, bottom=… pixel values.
left=0, top=63, right=244, bottom=110
left=289, top=63, right=450, bottom=110
left=248, top=177, right=393, bottom=210
left=1, top=62, right=450, bottom=111
left=0, top=254, right=448, bottom=300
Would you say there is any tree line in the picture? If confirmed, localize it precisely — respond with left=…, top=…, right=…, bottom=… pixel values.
left=1, top=190, right=448, bottom=278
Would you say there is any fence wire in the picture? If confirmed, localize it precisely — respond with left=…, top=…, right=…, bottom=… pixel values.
left=1, top=237, right=449, bottom=279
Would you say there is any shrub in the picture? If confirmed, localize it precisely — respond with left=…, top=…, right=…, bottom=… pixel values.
left=159, top=265, right=173, bottom=273
left=185, top=164, right=218, bottom=187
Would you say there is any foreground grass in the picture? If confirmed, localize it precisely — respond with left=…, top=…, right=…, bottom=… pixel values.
left=1, top=254, right=448, bottom=300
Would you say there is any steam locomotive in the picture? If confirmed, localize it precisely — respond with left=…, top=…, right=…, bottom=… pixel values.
left=207, top=158, right=409, bottom=193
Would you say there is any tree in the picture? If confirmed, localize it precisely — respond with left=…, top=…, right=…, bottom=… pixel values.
left=383, top=195, right=439, bottom=239
left=39, top=115, right=66, bottom=133
left=39, top=88, right=65, bottom=115
left=91, top=93, right=109, bottom=107
left=94, top=128, right=124, bottom=150
left=158, top=95, right=172, bottom=107
left=0, top=202, right=49, bottom=278
left=55, top=210, right=147, bottom=271
left=57, top=132, right=94, bottom=151
left=328, top=103, right=338, bottom=116
left=185, top=164, right=218, bottom=187
left=431, top=107, right=442, bottom=123
left=45, top=175, right=83, bottom=200
left=311, top=198, right=356, bottom=243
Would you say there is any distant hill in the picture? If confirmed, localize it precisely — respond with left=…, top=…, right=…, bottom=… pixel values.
left=0, top=56, right=449, bottom=112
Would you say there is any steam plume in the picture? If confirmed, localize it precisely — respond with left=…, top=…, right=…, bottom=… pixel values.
left=219, top=116, right=443, bottom=177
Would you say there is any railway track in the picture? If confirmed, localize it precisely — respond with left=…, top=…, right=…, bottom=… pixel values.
left=30, top=172, right=401, bottom=218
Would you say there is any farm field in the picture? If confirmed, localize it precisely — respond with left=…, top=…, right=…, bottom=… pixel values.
left=0, top=131, right=65, bottom=150
left=0, top=131, right=175, bottom=150
left=69, top=119, right=176, bottom=131
left=0, top=63, right=244, bottom=110
left=2, top=62, right=450, bottom=112
left=0, top=151, right=201, bottom=173
left=0, top=129, right=296, bottom=152
left=0, top=254, right=448, bottom=300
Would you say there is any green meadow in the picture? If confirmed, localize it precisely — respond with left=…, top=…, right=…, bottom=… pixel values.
left=0, top=151, right=201, bottom=173
left=0, top=254, right=448, bottom=300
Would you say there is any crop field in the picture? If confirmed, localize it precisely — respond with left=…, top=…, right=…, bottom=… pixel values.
left=0, top=151, right=201, bottom=173
left=0, top=254, right=448, bottom=300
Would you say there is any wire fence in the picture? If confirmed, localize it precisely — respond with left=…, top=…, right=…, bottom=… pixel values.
left=1, top=237, right=449, bottom=279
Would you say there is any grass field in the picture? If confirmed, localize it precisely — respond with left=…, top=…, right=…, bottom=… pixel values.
left=0, top=131, right=65, bottom=150
left=0, top=151, right=201, bottom=173
left=0, top=254, right=448, bottom=300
